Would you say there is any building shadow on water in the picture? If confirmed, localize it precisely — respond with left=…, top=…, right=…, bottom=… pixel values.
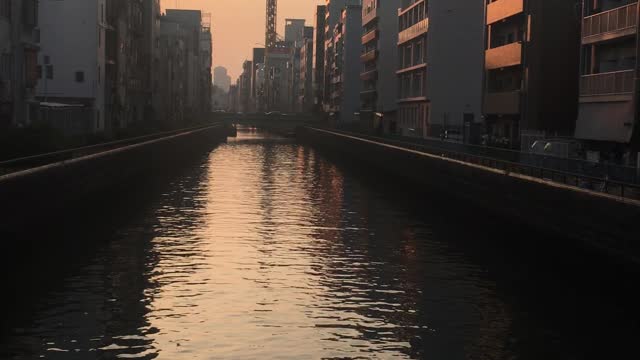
left=301, top=142, right=640, bottom=360
left=1, top=148, right=214, bottom=359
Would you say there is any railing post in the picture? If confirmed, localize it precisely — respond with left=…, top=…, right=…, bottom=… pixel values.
left=636, top=152, right=640, bottom=180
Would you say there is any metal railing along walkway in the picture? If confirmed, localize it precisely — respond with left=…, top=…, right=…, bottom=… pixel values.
left=0, top=123, right=223, bottom=177
left=312, top=127, right=640, bottom=202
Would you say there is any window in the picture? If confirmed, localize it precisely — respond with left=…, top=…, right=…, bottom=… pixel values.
left=75, top=71, right=84, bottom=83
left=0, top=0, right=10, bottom=20
left=414, top=41, right=423, bottom=64
left=44, top=55, right=50, bottom=64
left=1, top=53, right=13, bottom=79
left=36, top=65, right=42, bottom=79
left=45, top=65, right=53, bottom=79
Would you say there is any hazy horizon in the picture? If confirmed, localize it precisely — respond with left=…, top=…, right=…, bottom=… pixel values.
left=162, top=0, right=325, bottom=81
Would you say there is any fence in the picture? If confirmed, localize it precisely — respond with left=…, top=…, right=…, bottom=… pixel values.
left=317, top=127, right=640, bottom=202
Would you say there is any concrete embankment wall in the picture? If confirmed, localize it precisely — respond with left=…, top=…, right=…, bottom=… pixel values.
left=297, top=127, right=640, bottom=265
left=0, top=125, right=227, bottom=243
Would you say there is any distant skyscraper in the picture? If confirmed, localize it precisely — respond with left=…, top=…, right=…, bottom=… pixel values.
left=284, top=19, right=306, bottom=47
left=213, top=66, right=231, bottom=92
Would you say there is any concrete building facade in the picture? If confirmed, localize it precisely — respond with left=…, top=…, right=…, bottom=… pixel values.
left=0, top=0, right=39, bottom=127
left=397, top=0, right=484, bottom=141
left=323, top=0, right=360, bottom=112
left=299, top=34, right=315, bottom=112
left=483, top=0, right=580, bottom=149
left=314, top=5, right=327, bottom=109
left=36, top=0, right=106, bottom=134
left=361, top=0, right=399, bottom=133
left=328, top=4, right=362, bottom=124
left=576, top=0, right=640, bottom=162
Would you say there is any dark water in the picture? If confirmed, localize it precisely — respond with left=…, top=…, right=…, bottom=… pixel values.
left=2, top=129, right=639, bottom=359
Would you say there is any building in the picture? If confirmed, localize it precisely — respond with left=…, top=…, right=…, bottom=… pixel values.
left=252, top=47, right=265, bottom=110
left=228, top=83, right=238, bottom=112
left=313, top=5, right=327, bottom=110
left=293, top=26, right=314, bottom=113
left=265, top=43, right=293, bottom=112
left=299, top=34, right=315, bottom=112
left=284, top=19, right=306, bottom=47
left=397, top=0, right=484, bottom=140
left=327, top=4, right=362, bottom=124
left=0, top=0, right=39, bottom=127
left=576, top=0, right=639, bottom=162
left=324, top=0, right=360, bottom=111
left=146, top=0, right=162, bottom=126
left=238, top=60, right=253, bottom=113
left=200, top=14, right=213, bottom=115
left=156, top=18, right=188, bottom=126
left=214, top=66, right=231, bottom=92
left=165, top=9, right=211, bottom=121
left=361, top=0, right=399, bottom=133
left=36, top=0, right=106, bottom=134
left=483, top=0, right=580, bottom=149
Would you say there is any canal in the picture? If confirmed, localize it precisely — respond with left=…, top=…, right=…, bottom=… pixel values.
left=2, top=128, right=639, bottom=359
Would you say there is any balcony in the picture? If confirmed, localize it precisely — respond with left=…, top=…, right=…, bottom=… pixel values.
left=360, top=49, right=378, bottom=63
left=363, top=7, right=377, bottom=26
left=398, top=18, right=429, bottom=45
left=362, top=29, right=378, bottom=45
left=579, top=70, right=634, bottom=100
left=485, top=42, right=522, bottom=70
left=582, top=3, right=638, bottom=44
left=484, top=90, right=521, bottom=114
left=360, top=69, right=378, bottom=81
left=486, top=0, right=524, bottom=25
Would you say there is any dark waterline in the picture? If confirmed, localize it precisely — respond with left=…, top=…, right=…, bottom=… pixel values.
left=2, top=128, right=639, bottom=359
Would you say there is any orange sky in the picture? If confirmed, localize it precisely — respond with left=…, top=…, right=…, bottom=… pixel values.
left=161, top=0, right=325, bottom=81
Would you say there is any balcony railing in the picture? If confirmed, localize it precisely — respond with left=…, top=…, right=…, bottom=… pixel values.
left=486, top=0, right=524, bottom=25
left=485, top=42, right=522, bottom=70
left=360, top=49, right=378, bottom=63
left=580, top=69, right=634, bottom=97
left=360, top=69, right=378, bottom=81
left=398, top=18, right=429, bottom=45
left=362, top=29, right=378, bottom=45
left=582, top=3, right=638, bottom=43
left=363, top=7, right=377, bottom=26
left=484, top=90, right=521, bottom=114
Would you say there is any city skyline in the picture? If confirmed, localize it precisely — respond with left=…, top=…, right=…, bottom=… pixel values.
left=161, top=0, right=324, bottom=80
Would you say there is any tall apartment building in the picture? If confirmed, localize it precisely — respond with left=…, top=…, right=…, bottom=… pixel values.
left=157, top=19, right=188, bottom=125
left=200, top=15, right=213, bottom=115
left=0, top=0, right=39, bottom=127
left=239, top=60, right=253, bottom=113
left=323, top=0, right=360, bottom=112
left=397, top=0, right=484, bottom=140
left=285, top=19, right=306, bottom=46
left=576, top=0, right=639, bottom=160
left=483, top=0, right=580, bottom=149
left=328, top=5, right=362, bottom=124
left=299, top=33, right=315, bottom=112
left=252, top=47, right=265, bottom=109
left=165, top=9, right=210, bottom=120
left=146, top=0, right=162, bottom=124
left=361, top=0, right=399, bottom=133
left=314, top=5, right=327, bottom=109
left=37, top=0, right=107, bottom=134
